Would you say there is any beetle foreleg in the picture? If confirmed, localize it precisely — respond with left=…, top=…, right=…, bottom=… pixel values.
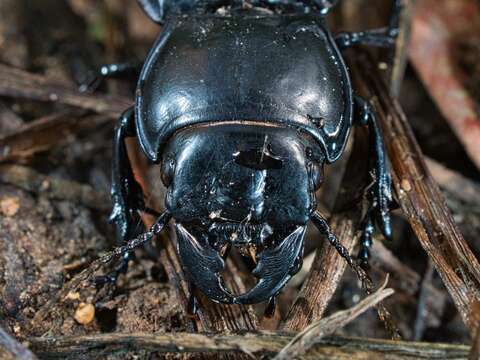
left=111, top=107, right=146, bottom=242
left=98, top=107, right=147, bottom=284
left=354, top=95, right=393, bottom=267
left=334, top=0, right=401, bottom=50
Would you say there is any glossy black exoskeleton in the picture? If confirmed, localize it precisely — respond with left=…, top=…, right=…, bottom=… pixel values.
left=93, top=0, right=401, bottom=307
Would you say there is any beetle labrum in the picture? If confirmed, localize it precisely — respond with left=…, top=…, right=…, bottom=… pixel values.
left=92, top=0, right=400, bottom=308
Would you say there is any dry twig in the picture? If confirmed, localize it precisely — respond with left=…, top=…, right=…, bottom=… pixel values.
left=349, top=50, right=480, bottom=335
left=0, top=64, right=131, bottom=118
left=426, top=158, right=480, bottom=206
left=0, top=111, right=111, bottom=163
left=413, top=259, right=435, bottom=340
left=275, top=277, right=394, bottom=360
left=390, top=0, right=415, bottom=96
left=26, top=332, right=470, bottom=359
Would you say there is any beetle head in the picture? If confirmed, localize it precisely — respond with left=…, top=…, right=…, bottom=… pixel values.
left=161, top=124, right=325, bottom=304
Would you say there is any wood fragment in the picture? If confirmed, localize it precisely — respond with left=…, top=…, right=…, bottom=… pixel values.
left=282, top=215, right=358, bottom=331
left=0, top=64, right=132, bottom=118
left=0, top=101, right=24, bottom=137
left=0, top=111, right=111, bottom=163
left=413, top=259, right=435, bottom=340
left=275, top=278, right=394, bottom=360
left=0, top=164, right=110, bottom=211
left=470, top=324, right=480, bottom=360
left=409, top=0, right=480, bottom=169
left=391, top=0, right=415, bottom=96
left=0, top=0, right=27, bottom=68
left=426, top=157, right=480, bottom=206
left=0, top=326, right=38, bottom=360
left=73, top=303, right=95, bottom=326
left=371, top=241, right=447, bottom=321
left=349, top=50, right=480, bottom=335
left=26, top=332, right=470, bottom=359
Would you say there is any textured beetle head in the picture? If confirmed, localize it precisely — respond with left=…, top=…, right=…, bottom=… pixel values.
left=161, top=124, right=325, bottom=304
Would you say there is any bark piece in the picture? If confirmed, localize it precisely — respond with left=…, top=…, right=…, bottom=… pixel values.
left=409, top=0, right=480, bottom=169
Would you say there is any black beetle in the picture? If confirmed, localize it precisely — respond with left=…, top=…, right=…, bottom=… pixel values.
left=90, top=0, right=400, bottom=307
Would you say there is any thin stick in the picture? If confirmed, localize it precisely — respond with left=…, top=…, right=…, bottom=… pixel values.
left=0, top=111, right=111, bottom=163
left=390, top=0, right=415, bottom=96
left=274, top=277, right=394, bottom=360
left=312, top=212, right=401, bottom=340
left=426, top=157, right=480, bottom=206
left=27, top=332, right=470, bottom=359
left=413, top=259, right=435, bottom=340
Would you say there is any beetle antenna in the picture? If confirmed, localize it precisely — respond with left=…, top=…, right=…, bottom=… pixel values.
left=110, top=210, right=172, bottom=260
left=31, top=210, right=172, bottom=327
left=311, top=211, right=400, bottom=339
left=311, top=211, right=372, bottom=287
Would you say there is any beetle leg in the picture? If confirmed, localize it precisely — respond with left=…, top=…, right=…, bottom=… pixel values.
left=111, top=107, right=146, bottom=242
left=335, top=0, right=401, bottom=50
left=354, top=95, right=393, bottom=262
left=96, top=107, right=146, bottom=285
left=79, top=61, right=142, bottom=93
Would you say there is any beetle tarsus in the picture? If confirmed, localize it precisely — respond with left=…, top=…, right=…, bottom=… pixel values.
left=79, top=61, right=142, bottom=93
left=335, top=0, right=401, bottom=50
left=359, top=211, right=374, bottom=270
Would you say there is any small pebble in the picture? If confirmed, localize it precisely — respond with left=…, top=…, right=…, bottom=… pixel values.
left=74, top=303, right=95, bottom=325
left=401, top=179, right=412, bottom=192
left=0, top=196, right=20, bottom=216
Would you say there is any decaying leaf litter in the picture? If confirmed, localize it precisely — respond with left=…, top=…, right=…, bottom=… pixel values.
left=1, top=0, right=480, bottom=358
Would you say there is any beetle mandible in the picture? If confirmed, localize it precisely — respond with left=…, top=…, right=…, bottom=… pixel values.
left=89, top=0, right=401, bottom=308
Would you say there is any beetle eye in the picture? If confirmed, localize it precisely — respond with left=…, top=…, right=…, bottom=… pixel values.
left=161, top=158, right=175, bottom=186
left=309, top=162, right=323, bottom=190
